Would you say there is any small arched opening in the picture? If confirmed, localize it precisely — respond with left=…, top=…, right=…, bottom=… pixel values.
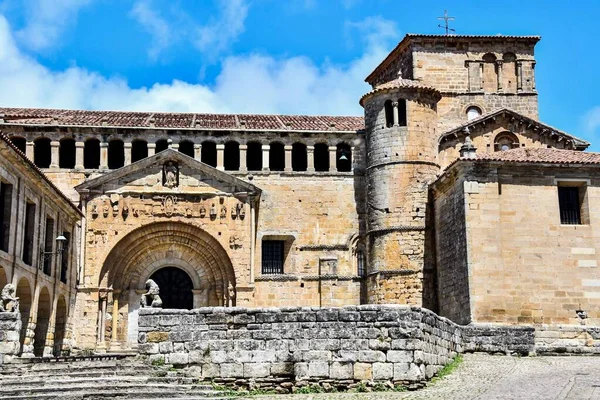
left=34, top=138, right=51, bottom=168
left=292, top=143, right=307, bottom=172
left=246, top=142, right=262, bottom=171
left=33, top=286, right=52, bottom=357
left=494, top=132, right=520, bottom=152
left=482, top=53, right=498, bottom=92
left=108, top=140, right=125, bottom=169
left=84, top=139, right=100, bottom=169
left=314, top=143, right=329, bottom=172
left=224, top=141, right=240, bottom=171
left=179, top=141, right=194, bottom=158
left=503, top=52, right=517, bottom=93
left=131, top=140, right=148, bottom=163
left=149, top=267, right=194, bottom=310
left=269, top=142, right=285, bottom=171
left=59, top=138, right=76, bottom=169
left=201, top=141, right=217, bottom=167
left=53, top=296, right=67, bottom=356
left=16, top=277, right=32, bottom=355
left=9, top=137, right=26, bottom=153
left=384, top=100, right=394, bottom=128
left=336, top=142, right=352, bottom=172
left=156, top=139, right=169, bottom=153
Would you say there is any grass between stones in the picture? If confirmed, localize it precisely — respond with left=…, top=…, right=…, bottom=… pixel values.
left=430, top=354, right=464, bottom=384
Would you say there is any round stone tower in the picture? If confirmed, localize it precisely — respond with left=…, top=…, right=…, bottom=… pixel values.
left=360, top=78, right=441, bottom=306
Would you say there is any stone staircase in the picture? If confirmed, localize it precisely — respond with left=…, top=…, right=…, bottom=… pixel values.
left=0, top=354, right=235, bottom=399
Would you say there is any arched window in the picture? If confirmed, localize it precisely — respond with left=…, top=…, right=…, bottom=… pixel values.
left=9, top=137, right=26, bottom=153
left=482, top=53, right=498, bottom=93
left=34, top=138, right=51, bottom=168
left=59, top=138, right=75, bottom=169
left=108, top=140, right=124, bottom=169
left=224, top=141, right=240, bottom=171
left=179, top=140, right=194, bottom=158
left=397, top=99, right=407, bottom=127
left=466, top=106, right=482, bottom=121
left=292, top=143, right=307, bottom=172
left=269, top=142, right=285, bottom=171
left=246, top=142, right=262, bottom=171
left=336, top=142, right=352, bottom=172
left=156, top=139, right=168, bottom=153
left=131, top=140, right=148, bottom=163
left=356, top=249, right=366, bottom=277
left=84, top=139, right=100, bottom=169
left=314, top=143, right=329, bottom=172
left=201, top=141, right=217, bottom=167
left=384, top=100, right=394, bottom=128
left=494, top=132, right=519, bottom=152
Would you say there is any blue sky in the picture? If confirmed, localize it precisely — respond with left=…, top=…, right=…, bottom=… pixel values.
left=0, top=1, right=599, bottom=149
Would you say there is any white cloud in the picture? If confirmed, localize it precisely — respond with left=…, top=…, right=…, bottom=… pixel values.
left=15, top=0, right=92, bottom=51
left=130, top=0, right=172, bottom=61
left=583, top=106, right=600, bottom=134
left=194, top=0, right=248, bottom=59
left=0, top=14, right=399, bottom=116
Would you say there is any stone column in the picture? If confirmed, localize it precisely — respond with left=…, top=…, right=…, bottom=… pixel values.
left=111, top=290, right=120, bottom=343
left=216, top=144, right=225, bottom=171
left=99, top=143, right=108, bottom=170
left=147, top=143, right=156, bottom=157
left=194, top=144, right=202, bottom=160
left=239, top=145, right=248, bottom=172
left=328, top=146, right=337, bottom=173
left=516, top=61, right=523, bottom=92
left=284, top=145, right=292, bottom=172
left=479, top=62, right=484, bottom=91
left=307, top=145, right=315, bottom=173
left=171, top=143, right=179, bottom=152
left=50, top=141, right=60, bottom=169
left=262, top=144, right=270, bottom=172
left=124, top=143, right=132, bottom=166
left=496, top=61, right=503, bottom=92
left=26, top=141, right=34, bottom=161
left=392, top=101, right=399, bottom=126
left=75, top=141, right=84, bottom=170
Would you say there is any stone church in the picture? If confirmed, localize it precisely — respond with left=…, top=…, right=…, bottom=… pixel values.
left=0, top=34, right=598, bottom=355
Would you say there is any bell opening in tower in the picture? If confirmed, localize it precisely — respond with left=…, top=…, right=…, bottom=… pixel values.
left=149, top=267, right=194, bottom=309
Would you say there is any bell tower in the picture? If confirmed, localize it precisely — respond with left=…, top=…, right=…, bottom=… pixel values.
left=360, top=78, right=441, bottom=305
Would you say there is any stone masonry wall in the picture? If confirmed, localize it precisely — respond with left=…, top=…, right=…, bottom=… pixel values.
left=138, top=305, right=462, bottom=390
left=0, top=312, right=21, bottom=364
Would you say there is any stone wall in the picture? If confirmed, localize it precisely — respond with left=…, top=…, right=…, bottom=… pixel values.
left=138, top=305, right=462, bottom=390
left=0, top=312, right=21, bottom=364
left=535, top=325, right=600, bottom=355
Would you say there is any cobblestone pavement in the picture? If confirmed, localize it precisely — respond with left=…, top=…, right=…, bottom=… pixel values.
left=251, top=353, right=600, bottom=400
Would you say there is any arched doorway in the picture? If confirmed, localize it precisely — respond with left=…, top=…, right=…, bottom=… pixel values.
left=99, top=221, right=236, bottom=345
left=53, top=296, right=68, bottom=356
left=16, top=277, right=32, bottom=355
left=33, top=287, right=51, bottom=357
left=149, top=267, right=193, bottom=309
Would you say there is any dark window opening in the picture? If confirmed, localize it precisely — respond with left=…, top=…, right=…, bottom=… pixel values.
left=43, top=217, right=54, bottom=276
left=179, top=141, right=194, bottom=158
left=131, top=140, right=148, bottom=162
left=156, top=139, right=168, bottom=153
left=336, top=142, right=352, bottom=172
left=149, top=267, right=193, bottom=310
left=224, top=142, right=240, bottom=171
left=262, top=240, right=284, bottom=275
left=9, top=137, right=26, bottom=153
left=60, top=232, right=70, bottom=284
left=22, top=202, right=35, bottom=265
left=59, top=139, right=75, bottom=169
left=0, top=182, right=12, bottom=252
left=201, top=141, right=217, bottom=167
left=558, top=186, right=582, bottom=225
left=397, top=99, right=407, bottom=127
left=292, top=143, right=307, bottom=171
left=108, top=140, right=124, bottom=169
left=314, top=143, right=329, bottom=172
left=384, top=100, right=394, bottom=128
left=34, top=138, right=51, bottom=168
left=269, top=142, right=285, bottom=171
left=357, top=250, right=366, bottom=277
left=246, top=142, right=262, bottom=171
left=84, top=139, right=100, bottom=169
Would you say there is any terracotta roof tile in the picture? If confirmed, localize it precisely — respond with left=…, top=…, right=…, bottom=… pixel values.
left=470, top=148, right=600, bottom=164
left=360, top=78, right=441, bottom=105
left=0, top=107, right=364, bottom=132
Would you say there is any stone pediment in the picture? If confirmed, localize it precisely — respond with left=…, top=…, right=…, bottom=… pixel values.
left=75, top=149, right=261, bottom=197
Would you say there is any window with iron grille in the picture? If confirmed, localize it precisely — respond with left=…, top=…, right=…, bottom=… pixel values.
left=43, top=217, right=54, bottom=275
left=262, top=240, right=284, bottom=274
left=558, top=186, right=581, bottom=225
left=22, top=202, right=35, bottom=265
left=0, top=182, right=13, bottom=253
left=60, top=232, right=70, bottom=284
left=357, top=250, right=366, bottom=277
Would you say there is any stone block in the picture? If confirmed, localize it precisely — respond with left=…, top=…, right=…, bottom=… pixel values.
left=308, top=362, right=329, bottom=378
left=373, top=362, right=393, bottom=380
left=220, top=363, right=243, bottom=378
left=147, top=332, right=169, bottom=343
left=358, top=350, right=386, bottom=362
left=252, top=350, right=277, bottom=362
left=138, top=343, right=159, bottom=354
left=270, top=362, right=294, bottom=376
left=354, top=362, right=372, bottom=381
left=201, top=363, right=220, bottom=378
left=294, top=362, right=309, bottom=379
left=304, top=350, right=331, bottom=361
left=166, top=353, right=189, bottom=365
left=243, top=363, right=270, bottom=378
left=387, top=350, right=413, bottom=363
left=159, top=341, right=173, bottom=354
left=330, top=361, right=353, bottom=379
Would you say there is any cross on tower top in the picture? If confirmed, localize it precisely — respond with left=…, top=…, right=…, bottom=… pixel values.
left=437, top=10, right=456, bottom=35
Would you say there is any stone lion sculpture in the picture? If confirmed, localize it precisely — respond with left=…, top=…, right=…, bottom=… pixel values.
left=140, top=279, right=162, bottom=308
left=0, top=284, right=19, bottom=313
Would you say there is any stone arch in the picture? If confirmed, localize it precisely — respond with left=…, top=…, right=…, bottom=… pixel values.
left=149, top=267, right=194, bottom=309
left=33, top=286, right=52, bottom=357
left=482, top=53, right=498, bottom=93
left=0, top=265, right=7, bottom=289
left=8, top=136, right=26, bottom=153
left=494, top=131, right=520, bottom=151
left=53, top=295, right=68, bottom=356
left=15, top=277, right=32, bottom=355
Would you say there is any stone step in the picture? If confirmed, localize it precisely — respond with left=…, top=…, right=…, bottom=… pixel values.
left=0, top=368, right=151, bottom=380
left=1, top=390, right=234, bottom=400
left=0, top=363, right=147, bottom=375
left=0, top=375, right=209, bottom=389
left=0, top=383, right=220, bottom=398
